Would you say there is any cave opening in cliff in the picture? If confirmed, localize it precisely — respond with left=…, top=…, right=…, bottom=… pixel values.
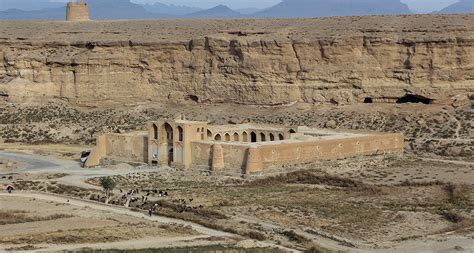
left=85, top=42, right=95, bottom=50
left=185, top=95, right=199, bottom=103
left=364, top=97, right=373, bottom=103
left=396, top=94, right=433, bottom=104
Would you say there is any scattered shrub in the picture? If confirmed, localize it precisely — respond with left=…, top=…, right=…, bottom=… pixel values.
left=282, top=230, right=311, bottom=244
left=445, top=183, right=470, bottom=205
left=246, top=231, right=266, bottom=241
left=248, top=171, right=362, bottom=188
left=442, top=210, right=465, bottom=223
left=305, top=243, right=347, bottom=253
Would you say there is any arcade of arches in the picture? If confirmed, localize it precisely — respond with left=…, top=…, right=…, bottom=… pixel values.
left=85, top=115, right=405, bottom=175
left=209, top=130, right=286, bottom=143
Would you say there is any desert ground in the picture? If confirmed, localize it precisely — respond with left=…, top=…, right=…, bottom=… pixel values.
left=1, top=14, right=474, bottom=42
left=0, top=100, right=472, bottom=252
left=0, top=193, right=204, bottom=252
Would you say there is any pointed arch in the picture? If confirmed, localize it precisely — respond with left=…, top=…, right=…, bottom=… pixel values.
left=233, top=132, right=239, bottom=141
left=242, top=132, right=249, bottom=142
left=177, top=126, right=184, bottom=141
left=160, top=122, right=174, bottom=165
left=162, top=123, right=173, bottom=142
left=225, top=133, right=231, bottom=142
left=260, top=133, right=266, bottom=142
left=215, top=134, right=221, bottom=141
left=279, top=134, right=284, bottom=140
left=251, top=132, right=257, bottom=143
left=269, top=133, right=275, bottom=141
left=152, top=124, right=158, bottom=140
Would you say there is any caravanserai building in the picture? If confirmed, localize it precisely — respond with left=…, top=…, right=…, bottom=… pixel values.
left=85, top=115, right=404, bottom=175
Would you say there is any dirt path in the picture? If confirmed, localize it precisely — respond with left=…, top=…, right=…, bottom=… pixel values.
left=233, top=214, right=474, bottom=253
left=234, top=214, right=355, bottom=252
left=419, top=157, right=474, bottom=166
left=0, top=192, right=234, bottom=237
left=0, top=192, right=297, bottom=252
left=38, top=236, right=219, bottom=253
left=0, top=151, right=160, bottom=190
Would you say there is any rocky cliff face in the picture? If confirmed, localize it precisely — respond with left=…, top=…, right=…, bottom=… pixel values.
left=0, top=15, right=473, bottom=106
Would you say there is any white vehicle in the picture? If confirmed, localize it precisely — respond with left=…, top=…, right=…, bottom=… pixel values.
left=79, top=150, right=91, bottom=168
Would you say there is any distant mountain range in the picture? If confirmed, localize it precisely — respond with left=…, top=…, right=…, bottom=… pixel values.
left=253, top=0, right=412, bottom=18
left=0, top=0, right=63, bottom=11
left=235, top=8, right=261, bottom=15
left=184, top=5, right=243, bottom=19
left=142, top=2, right=201, bottom=16
left=0, top=0, right=473, bottom=20
left=436, top=0, right=474, bottom=14
left=0, top=0, right=167, bottom=20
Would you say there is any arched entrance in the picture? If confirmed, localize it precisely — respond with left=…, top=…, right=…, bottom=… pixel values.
left=251, top=132, right=257, bottom=143
left=177, top=126, right=184, bottom=142
left=207, top=130, right=213, bottom=140
left=161, top=123, right=174, bottom=166
left=153, top=124, right=158, bottom=140
left=176, top=126, right=184, bottom=163
left=151, top=123, right=159, bottom=166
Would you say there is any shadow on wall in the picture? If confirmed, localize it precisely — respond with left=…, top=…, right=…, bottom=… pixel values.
left=143, top=136, right=148, bottom=163
left=241, top=148, right=249, bottom=174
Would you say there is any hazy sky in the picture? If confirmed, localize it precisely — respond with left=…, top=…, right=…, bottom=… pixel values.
left=50, top=0, right=461, bottom=13
left=401, top=0, right=460, bottom=12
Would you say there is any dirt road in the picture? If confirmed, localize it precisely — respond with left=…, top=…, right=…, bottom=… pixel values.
left=0, top=151, right=161, bottom=190
left=0, top=192, right=234, bottom=237
left=0, top=192, right=297, bottom=252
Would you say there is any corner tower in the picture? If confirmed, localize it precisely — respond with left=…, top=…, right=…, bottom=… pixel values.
left=66, top=0, right=90, bottom=21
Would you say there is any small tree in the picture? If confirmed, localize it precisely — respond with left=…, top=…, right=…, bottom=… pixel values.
left=99, top=177, right=116, bottom=204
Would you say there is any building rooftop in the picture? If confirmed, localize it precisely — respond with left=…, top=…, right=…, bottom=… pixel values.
left=208, top=123, right=289, bottom=133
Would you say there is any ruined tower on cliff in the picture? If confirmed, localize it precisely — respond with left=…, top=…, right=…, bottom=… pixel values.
left=66, top=0, right=90, bottom=21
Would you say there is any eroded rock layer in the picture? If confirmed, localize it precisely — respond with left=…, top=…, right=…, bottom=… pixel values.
left=0, top=15, right=473, bottom=106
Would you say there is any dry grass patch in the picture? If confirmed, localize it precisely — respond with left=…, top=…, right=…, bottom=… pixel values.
left=247, top=170, right=381, bottom=195
left=444, top=183, right=471, bottom=206
left=439, top=210, right=474, bottom=234
left=248, top=171, right=362, bottom=188
left=304, top=243, right=348, bottom=253
left=0, top=222, right=195, bottom=245
left=0, top=210, right=72, bottom=225
left=5, top=244, right=43, bottom=251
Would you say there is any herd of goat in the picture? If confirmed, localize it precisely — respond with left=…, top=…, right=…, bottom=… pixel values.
left=100, top=188, right=201, bottom=213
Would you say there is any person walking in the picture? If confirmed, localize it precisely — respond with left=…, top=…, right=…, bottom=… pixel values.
left=148, top=208, right=152, bottom=217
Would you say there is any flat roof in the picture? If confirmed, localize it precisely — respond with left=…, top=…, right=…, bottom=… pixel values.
left=196, top=125, right=397, bottom=147
left=175, top=119, right=207, bottom=124
left=106, top=131, right=148, bottom=137
left=208, top=123, right=289, bottom=133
